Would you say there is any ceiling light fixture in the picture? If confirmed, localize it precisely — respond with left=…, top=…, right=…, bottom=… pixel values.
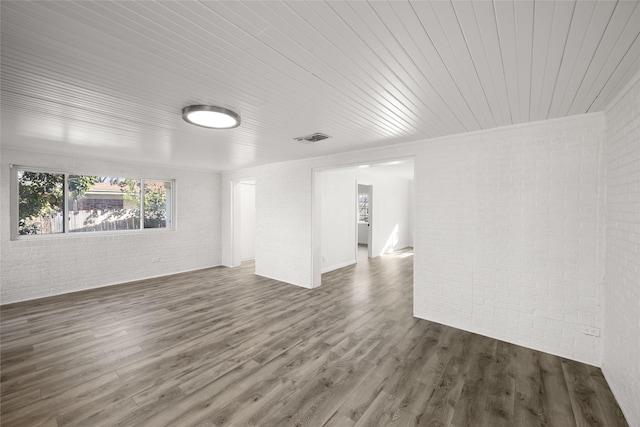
left=182, top=105, right=240, bottom=129
left=358, top=164, right=370, bottom=168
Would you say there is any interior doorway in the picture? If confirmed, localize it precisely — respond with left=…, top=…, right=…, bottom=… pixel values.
left=312, top=158, right=415, bottom=287
left=357, top=183, right=373, bottom=260
left=230, top=178, right=256, bottom=268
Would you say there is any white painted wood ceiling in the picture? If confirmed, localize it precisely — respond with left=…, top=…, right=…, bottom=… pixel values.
left=2, top=1, right=639, bottom=171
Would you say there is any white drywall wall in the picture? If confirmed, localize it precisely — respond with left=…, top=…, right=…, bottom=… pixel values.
left=240, top=182, right=256, bottom=260
left=361, top=169, right=412, bottom=257
left=319, top=170, right=358, bottom=273
left=319, top=167, right=413, bottom=273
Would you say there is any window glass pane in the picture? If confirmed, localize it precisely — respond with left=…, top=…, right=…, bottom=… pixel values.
left=143, top=180, right=171, bottom=229
left=358, top=193, right=369, bottom=223
left=68, top=176, right=140, bottom=232
left=18, top=170, right=65, bottom=235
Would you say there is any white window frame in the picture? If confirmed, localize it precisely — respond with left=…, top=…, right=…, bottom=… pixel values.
left=10, top=164, right=176, bottom=240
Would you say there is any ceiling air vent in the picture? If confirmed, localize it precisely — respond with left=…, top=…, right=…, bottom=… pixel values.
left=293, top=132, right=331, bottom=143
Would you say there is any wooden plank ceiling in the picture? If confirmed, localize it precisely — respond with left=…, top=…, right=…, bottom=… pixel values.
left=1, top=0, right=639, bottom=171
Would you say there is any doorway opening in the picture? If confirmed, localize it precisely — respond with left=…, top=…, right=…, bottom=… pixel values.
left=230, top=178, right=256, bottom=269
left=357, top=183, right=373, bottom=260
left=312, top=158, right=415, bottom=287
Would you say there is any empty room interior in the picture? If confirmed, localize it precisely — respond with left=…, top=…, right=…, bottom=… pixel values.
left=1, top=1, right=639, bottom=426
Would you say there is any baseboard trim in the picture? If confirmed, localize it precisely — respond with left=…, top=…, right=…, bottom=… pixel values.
left=1, top=264, right=222, bottom=306
left=322, top=259, right=357, bottom=274
left=413, top=309, right=601, bottom=368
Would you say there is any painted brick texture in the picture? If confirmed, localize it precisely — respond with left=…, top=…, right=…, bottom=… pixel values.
left=255, top=160, right=313, bottom=288
left=413, top=116, right=605, bottom=365
left=602, top=75, right=640, bottom=426
left=0, top=149, right=221, bottom=304
left=414, top=140, right=476, bottom=332
left=1, top=113, right=612, bottom=375
left=221, top=113, right=606, bottom=366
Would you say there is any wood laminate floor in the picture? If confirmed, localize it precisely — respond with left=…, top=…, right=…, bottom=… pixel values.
left=0, top=249, right=628, bottom=426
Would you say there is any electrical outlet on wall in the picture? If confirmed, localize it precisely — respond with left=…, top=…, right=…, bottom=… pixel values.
left=580, top=325, right=600, bottom=337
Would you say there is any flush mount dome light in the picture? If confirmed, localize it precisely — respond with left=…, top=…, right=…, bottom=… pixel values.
left=182, top=105, right=240, bottom=129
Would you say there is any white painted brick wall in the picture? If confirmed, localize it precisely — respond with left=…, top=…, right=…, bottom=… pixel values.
left=255, top=160, right=314, bottom=288
left=414, top=140, right=476, bottom=332
left=413, top=116, right=606, bottom=365
left=1, top=109, right=628, bottom=396
left=0, top=149, right=221, bottom=304
left=602, top=74, right=640, bottom=427
left=222, top=113, right=606, bottom=366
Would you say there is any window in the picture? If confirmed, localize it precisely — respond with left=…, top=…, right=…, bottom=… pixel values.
left=68, top=176, right=141, bottom=233
left=358, top=193, right=369, bottom=223
left=14, top=167, right=174, bottom=237
left=143, top=180, right=172, bottom=229
left=17, top=171, right=65, bottom=235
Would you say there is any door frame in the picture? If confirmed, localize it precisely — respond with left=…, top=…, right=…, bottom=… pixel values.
left=356, top=182, right=373, bottom=260
left=311, top=156, right=414, bottom=288
left=229, top=177, right=256, bottom=268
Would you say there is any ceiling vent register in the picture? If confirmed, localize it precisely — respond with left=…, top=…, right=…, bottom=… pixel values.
left=294, top=132, right=331, bottom=143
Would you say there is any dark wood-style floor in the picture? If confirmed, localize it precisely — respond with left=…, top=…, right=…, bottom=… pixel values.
left=1, top=249, right=628, bottom=426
